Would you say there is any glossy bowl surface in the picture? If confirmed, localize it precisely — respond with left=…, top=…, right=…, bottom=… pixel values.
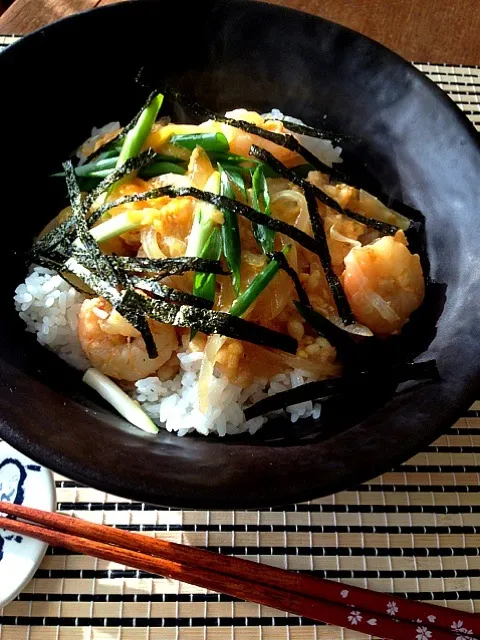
left=0, top=0, right=479, bottom=508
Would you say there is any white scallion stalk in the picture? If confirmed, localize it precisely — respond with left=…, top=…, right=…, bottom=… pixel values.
left=89, top=212, right=143, bottom=243
left=83, top=368, right=159, bottom=434
left=186, top=171, right=221, bottom=256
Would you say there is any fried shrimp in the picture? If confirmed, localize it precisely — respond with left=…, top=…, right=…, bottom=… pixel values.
left=78, top=298, right=178, bottom=381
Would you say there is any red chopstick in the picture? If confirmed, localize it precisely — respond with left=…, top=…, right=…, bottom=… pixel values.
left=0, top=502, right=478, bottom=639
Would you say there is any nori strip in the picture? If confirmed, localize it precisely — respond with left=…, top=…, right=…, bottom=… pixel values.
left=158, top=84, right=333, bottom=174
left=297, top=180, right=352, bottom=324
left=248, top=148, right=353, bottom=324
left=64, top=161, right=120, bottom=285
left=30, top=253, right=94, bottom=296
left=37, top=149, right=157, bottom=255
left=64, top=258, right=158, bottom=358
left=86, top=184, right=353, bottom=323
left=244, top=360, right=439, bottom=420
left=244, top=377, right=347, bottom=419
left=123, top=289, right=298, bottom=354
left=33, top=218, right=73, bottom=255
left=250, top=145, right=399, bottom=236
left=82, top=148, right=157, bottom=216
left=268, top=118, right=358, bottom=146
left=273, top=252, right=310, bottom=308
left=63, top=258, right=122, bottom=306
left=120, top=304, right=158, bottom=359
left=85, top=186, right=325, bottom=257
left=129, top=275, right=213, bottom=309
left=110, top=255, right=228, bottom=277
left=339, top=207, right=399, bottom=235
left=158, top=83, right=422, bottom=224
left=293, top=302, right=359, bottom=364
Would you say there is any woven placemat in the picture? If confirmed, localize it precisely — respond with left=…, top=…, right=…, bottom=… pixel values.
left=0, top=35, right=479, bottom=639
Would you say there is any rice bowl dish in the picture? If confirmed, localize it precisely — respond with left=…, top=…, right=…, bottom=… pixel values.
left=14, top=86, right=431, bottom=437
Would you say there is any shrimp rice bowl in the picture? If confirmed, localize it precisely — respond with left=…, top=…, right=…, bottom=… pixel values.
left=14, top=86, right=434, bottom=437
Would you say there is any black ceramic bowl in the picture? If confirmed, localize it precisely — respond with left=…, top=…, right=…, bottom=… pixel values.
left=1, top=0, right=479, bottom=509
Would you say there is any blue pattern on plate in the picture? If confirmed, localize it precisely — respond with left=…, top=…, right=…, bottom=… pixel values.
left=0, top=458, right=41, bottom=561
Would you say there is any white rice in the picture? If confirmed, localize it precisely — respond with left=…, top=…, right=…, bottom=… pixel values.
left=14, top=267, right=322, bottom=437
left=13, top=267, right=89, bottom=371
left=261, top=108, right=343, bottom=168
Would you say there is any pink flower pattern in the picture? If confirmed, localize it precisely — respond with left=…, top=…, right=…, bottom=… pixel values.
left=416, top=626, right=432, bottom=640
left=386, top=601, right=399, bottom=616
left=347, top=610, right=362, bottom=625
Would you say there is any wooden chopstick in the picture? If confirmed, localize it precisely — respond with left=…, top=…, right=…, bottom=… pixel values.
left=1, top=503, right=478, bottom=639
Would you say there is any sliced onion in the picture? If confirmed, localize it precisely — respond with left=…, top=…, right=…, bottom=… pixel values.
left=198, top=335, right=227, bottom=413
left=368, top=291, right=401, bottom=322
left=141, top=226, right=166, bottom=259
left=329, top=224, right=361, bottom=248
left=271, top=189, right=310, bottom=232
left=148, top=173, right=191, bottom=189
left=359, top=190, right=410, bottom=231
left=325, top=314, right=374, bottom=337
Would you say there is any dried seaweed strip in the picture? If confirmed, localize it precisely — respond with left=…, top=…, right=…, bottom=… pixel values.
left=244, top=360, right=438, bottom=420
left=303, top=186, right=354, bottom=325
left=244, top=377, right=347, bottom=419
left=273, top=252, right=310, bottom=307
left=82, top=148, right=157, bottom=216
left=270, top=118, right=358, bottom=146
left=116, top=299, right=158, bottom=359
left=29, top=253, right=65, bottom=272
left=64, top=162, right=119, bottom=284
left=159, top=83, right=423, bottom=224
left=127, top=290, right=298, bottom=354
left=63, top=258, right=122, bottom=306
left=129, top=275, right=213, bottom=309
left=157, top=84, right=333, bottom=173
left=293, top=302, right=358, bottom=363
left=30, top=253, right=94, bottom=296
left=250, top=146, right=398, bottom=236
left=33, top=219, right=72, bottom=255
left=89, top=185, right=323, bottom=256
left=63, top=160, right=83, bottom=212
left=339, top=208, right=398, bottom=235
left=111, top=255, right=227, bottom=277
left=247, top=147, right=352, bottom=324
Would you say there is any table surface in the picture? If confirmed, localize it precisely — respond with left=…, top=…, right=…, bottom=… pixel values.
left=0, top=22, right=480, bottom=640
left=1, top=0, right=480, bottom=65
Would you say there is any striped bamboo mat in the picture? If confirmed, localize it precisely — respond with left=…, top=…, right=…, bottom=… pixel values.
left=0, top=34, right=479, bottom=639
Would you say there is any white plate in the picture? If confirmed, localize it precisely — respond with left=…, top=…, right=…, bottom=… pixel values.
left=0, top=441, right=56, bottom=607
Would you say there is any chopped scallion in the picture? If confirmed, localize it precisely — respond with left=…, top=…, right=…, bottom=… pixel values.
left=171, top=132, right=229, bottom=152
left=229, top=246, right=290, bottom=318
left=219, top=165, right=242, bottom=294
left=83, top=368, right=159, bottom=434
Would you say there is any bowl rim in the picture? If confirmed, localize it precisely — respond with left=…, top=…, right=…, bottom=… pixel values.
left=1, top=0, right=480, bottom=509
